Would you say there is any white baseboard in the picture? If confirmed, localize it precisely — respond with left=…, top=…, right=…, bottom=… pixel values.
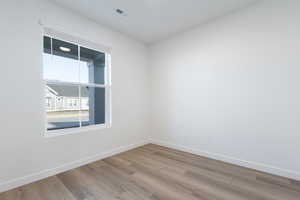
left=2, top=139, right=299, bottom=193
left=150, top=139, right=300, bottom=181
left=0, top=140, right=149, bottom=193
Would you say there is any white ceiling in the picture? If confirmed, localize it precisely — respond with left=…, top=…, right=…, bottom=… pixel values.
left=50, top=0, right=258, bottom=44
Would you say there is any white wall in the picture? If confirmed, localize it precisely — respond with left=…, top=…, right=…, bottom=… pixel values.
left=0, top=0, right=150, bottom=191
left=150, top=0, right=300, bottom=180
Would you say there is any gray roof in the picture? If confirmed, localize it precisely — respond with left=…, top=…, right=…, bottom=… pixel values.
left=47, top=84, right=89, bottom=97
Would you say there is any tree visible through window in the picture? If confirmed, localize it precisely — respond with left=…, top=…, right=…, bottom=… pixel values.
left=43, top=35, right=111, bottom=132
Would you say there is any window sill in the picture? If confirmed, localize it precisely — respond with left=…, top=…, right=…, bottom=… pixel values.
left=44, top=123, right=111, bottom=138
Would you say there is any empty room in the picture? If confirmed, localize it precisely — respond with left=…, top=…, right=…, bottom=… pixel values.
left=1, top=0, right=300, bottom=199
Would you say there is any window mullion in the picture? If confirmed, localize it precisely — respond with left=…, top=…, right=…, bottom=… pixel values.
left=79, top=84, right=82, bottom=127
left=78, top=45, right=82, bottom=127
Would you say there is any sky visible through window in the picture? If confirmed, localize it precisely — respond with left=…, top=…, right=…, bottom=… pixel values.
left=43, top=53, right=89, bottom=83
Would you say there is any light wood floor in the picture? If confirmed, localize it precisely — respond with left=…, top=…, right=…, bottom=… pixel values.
left=1, top=144, right=300, bottom=200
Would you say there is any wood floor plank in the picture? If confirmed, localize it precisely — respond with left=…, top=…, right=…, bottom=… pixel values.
left=1, top=144, right=300, bottom=200
left=0, top=176, right=75, bottom=200
left=88, top=160, right=154, bottom=200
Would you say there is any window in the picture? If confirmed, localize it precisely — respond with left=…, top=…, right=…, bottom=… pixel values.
left=43, top=30, right=111, bottom=134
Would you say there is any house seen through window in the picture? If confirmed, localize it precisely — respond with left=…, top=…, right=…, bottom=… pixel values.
left=43, top=35, right=111, bottom=132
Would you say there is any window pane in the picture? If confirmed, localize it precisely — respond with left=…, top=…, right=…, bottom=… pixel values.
left=43, top=37, right=79, bottom=83
left=80, top=86, right=105, bottom=126
left=80, top=47, right=105, bottom=84
left=46, top=83, right=80, bottom=130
